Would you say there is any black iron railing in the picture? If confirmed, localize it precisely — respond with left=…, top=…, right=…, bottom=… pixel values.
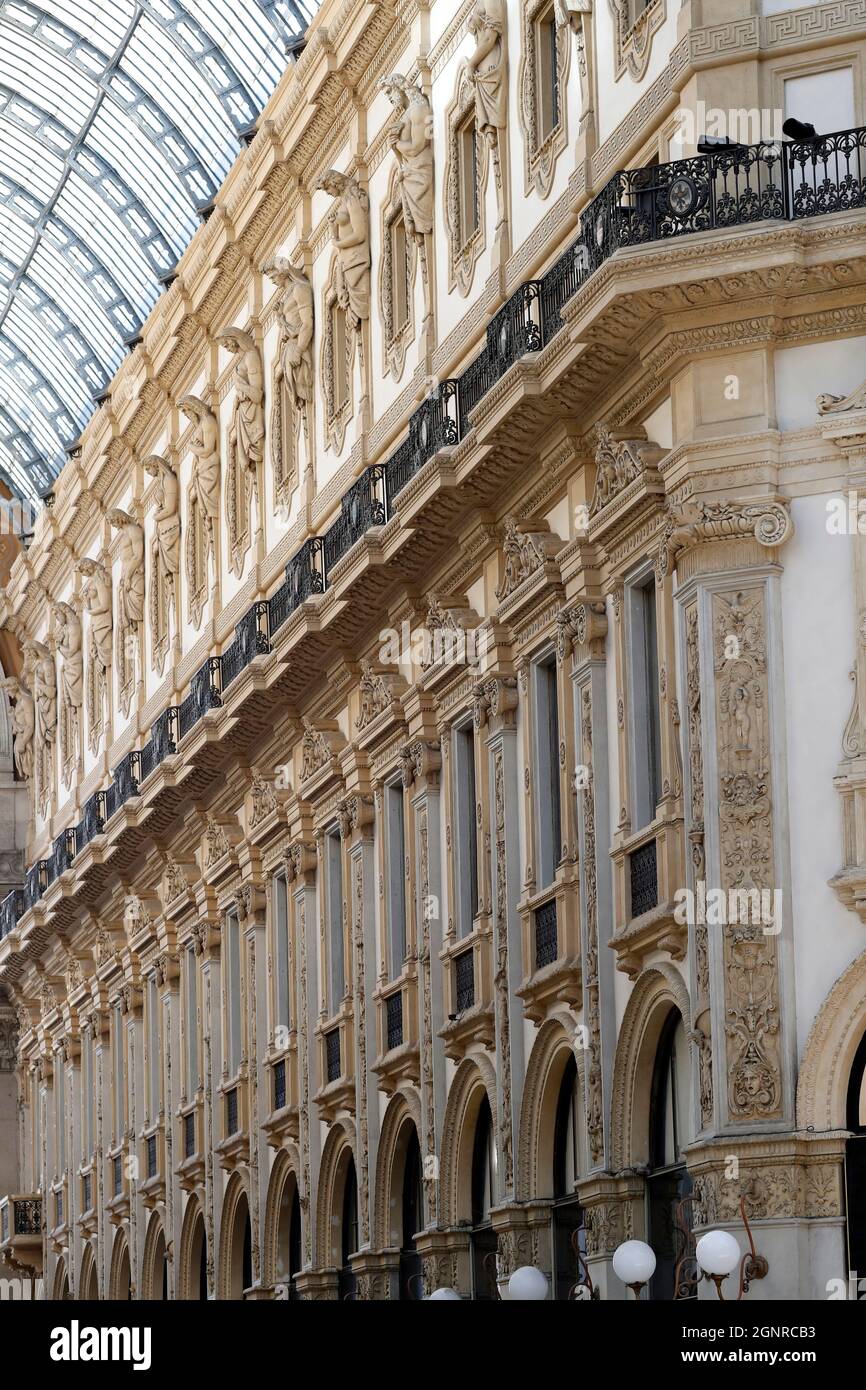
left=0, top=888, right=24, bottom=939
left=534, top=899, right=558, bottom=970
left=385, top=991, right=403, bottom=1052
left=7, top=126, right=866, bottom=940
left=630, top=838, right=659, bottom=919
left=325, top=1028, right=341, bottom=1083
left=454, top=948, right=475, bottom=1014
left=49, top=828, right=75, bottom=883
left=273, top=1059, right=287, bottom=1112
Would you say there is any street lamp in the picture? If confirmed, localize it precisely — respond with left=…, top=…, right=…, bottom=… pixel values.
left=508, top=1265, right=549, bottom=1301
left=612, top=1240, right=657, bottom=1298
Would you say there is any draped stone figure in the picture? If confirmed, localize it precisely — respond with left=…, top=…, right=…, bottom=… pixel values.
left=23, top=638, right=56, bottom=815
left=380, top=74, right=435, bottom=331
left=0, top=674, right=35, bottom=782
left=468, top=0, right=508, bottom=231
left=52, top=599, right=83, bottom=779
left=264, top=258, right=314, bottom=422
left=108, top=508, right=145, bottom=713
left=180, top=393, right=220, bottom=623
left=316, top=170, right=371, bottom=331
left=218, top=328, right=265, bottom=481
left=143, top=456, right=180, bottom=594
left=77, top=556, right=111, bottom=753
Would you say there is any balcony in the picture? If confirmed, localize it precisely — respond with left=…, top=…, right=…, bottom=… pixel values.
left=5, top=126, right=866, bottom=940
left=0, top=1194, right=42, bottom=1273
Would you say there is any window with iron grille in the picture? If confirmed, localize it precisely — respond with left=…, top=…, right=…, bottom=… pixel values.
left=82, top=1172, right=92, bottom=1213
left=273, top=872, right=290, bottom=1034
left=226, top=1087, right=239, bottom=1136
left=326, top=830, right=345, bottom=1011
left=386, top=779, right=407, bottom=976
left=146, top=1134, right=157, bottom=1180
left=113, top=1153, right=123, bottom=1197
left=273, top=1059, right=287, bottom=1112
left=534, top=898, right=558, bottom=970
left=453, top=719, right=478, bottom=938
left=184, top=1110, right=196, bottom=1160
left=55, top=1189, right=63, bottom=1227
left=630, top=838, right=658, bottom=918
left=454, top=948, right=475, bottom=1014
left=533, top=653, right=562, bottom=890
left=325, top=1028, right=341, bottom=1083
left=386, top=991, right=403, bottom=1052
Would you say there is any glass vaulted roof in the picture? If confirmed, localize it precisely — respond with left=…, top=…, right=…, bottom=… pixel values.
left=0, top=0, right=315, bottom=501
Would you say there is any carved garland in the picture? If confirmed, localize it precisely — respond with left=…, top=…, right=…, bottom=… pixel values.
left=609, top=0, right=666, bottom=81
left=321, top=258, right=355, bottom=455
left=270, top=359, right=297, bottom=515
left=185, top=479, right=209, bottom=629
left=378, top=163, right=417, bottom=381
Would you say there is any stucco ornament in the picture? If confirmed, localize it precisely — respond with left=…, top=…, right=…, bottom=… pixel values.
left=23, top=637, right=56, bottom=814
left=77, top=556, right=111, bottom=753
left=108, top=507, right=145, bottom=715
left=381, top=73, right=435, bottom=334
left=0, top=672, right=35, bottom=781
left=316, top=170, right=370, bottom=331
left=180, top=393, right=220, bottom=621
left=144, top=456, right=180, bottom=594
left=564, top=1, right=593, bottom=118
left=218, top=327, right=265, bottom=482
left=264, top=256, right=314, bottom=431
left=468, top=0, right=508, bottom=231
left=53, top=598, right=83, bottom=782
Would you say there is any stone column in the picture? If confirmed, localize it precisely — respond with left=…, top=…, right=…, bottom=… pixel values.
left=194, top=917, right=221, bottom=1298
left=236, top=883, right=268, bottom=1294
left=286, top=841, right=320, bottom=1282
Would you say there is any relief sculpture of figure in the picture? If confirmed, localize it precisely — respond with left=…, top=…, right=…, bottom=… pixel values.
left=143, top=455, right=181, bottom=608
left=77, top=557, right=113, bottom=670
left=180, top=394, right=220, bottom=542
left=0, top=673, right=35, bottom=781
left=217, top=328, right=265, bottom=484
left=316, top=170, right=371, bottom=331
left=108, top=508, right=145, bottom=627
left=380, top=74, right=434, bottom=243
left=263, top=257, right=314, bottom=450
left=52, top=599, right=84, bottom=740
left=468, top=0, right=508, bottom=230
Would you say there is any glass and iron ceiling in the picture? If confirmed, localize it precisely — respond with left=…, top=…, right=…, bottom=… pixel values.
left=0, top=0, right=316, bottom=502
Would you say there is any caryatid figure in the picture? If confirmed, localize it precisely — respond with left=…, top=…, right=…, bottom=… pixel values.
left=77, top=557, right=113, bottom=670
left=180, top=394, right=220, bottom=539
left=143, top=455, right=181, bottom=609
left=467, top=0, right=508, bottom=227
left=218, top=327, right=265, bottom=484
left=263, top=257, right=314, bottom=429
left=108, top=508, right=145, bottom=627
left=52, top=600, right=84, bottom=744
left=380, top=74, right=435, bottom=326
left=316, top=170, right=371, bottom=332
left=23, top=638, right=57, bottom=750
left=0, top=674, right=35, bottom=781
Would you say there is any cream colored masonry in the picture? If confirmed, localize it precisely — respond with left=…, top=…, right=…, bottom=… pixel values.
left=2, top=0, right=866, bottom=1301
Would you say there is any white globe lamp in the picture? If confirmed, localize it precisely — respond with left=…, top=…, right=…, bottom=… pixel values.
left=507, top=1265, right=549, bottom=1301
left=427, top=1287, right=462, bottom=1300
left=612, top=1240, right=656, bottom=1297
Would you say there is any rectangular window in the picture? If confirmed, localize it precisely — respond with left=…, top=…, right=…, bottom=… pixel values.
left=386, top=779, right=407, bottom=975
left=147, top=975, right=159, bottom=1124
left=536, top=5, right=559, bottom=140
left=331, top=302, right=349, bottom=415
left=226, top=911, right=242, bottom=1078
left=274, top=872, right=290, bottom=1035
left=453, top=719, right=478, bottom=937
left=185, top=946, right=199, bottom=1098
left=113, top=1004, right=124, bottom=1144
left=627, top=574, right=663, bottom=830
left=326, top=830, right=345, bottom=1012
left=534, top=654, right=562, bottom=889
left=458, top=112, right=479, bottom=246
left=390, top=213, right=410, bottom=335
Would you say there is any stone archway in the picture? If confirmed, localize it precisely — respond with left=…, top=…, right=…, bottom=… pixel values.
left=109, top=1228, right=132, bottom=1300
left=52, top=1254, right=70, bottom=1301
left=517, top=1014, right=585, bottom=1202
left=179, top=1195, right=208, bottom=1300
left=373, top=1087, right=423, bottom=1250
left=438, top=1053, right=498, bottom=1228
left=263, top=1148, right=302, bottom=1289
left=609, top=964, right=691, bottom=1172
left=141, top=1211, right=168, bottom=1300
left=218, top=1171, right=253, bottom=1300
left=797, top=945, right=866, bottom=1131
left=79, top=1240, right=98, bottom=1301
left=315, top=1120, right=357, bottom=1270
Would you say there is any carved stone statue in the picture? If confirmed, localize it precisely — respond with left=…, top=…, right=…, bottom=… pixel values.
left=52, top=599, right=83, bottom=775
left=0, top=674, right=35, bottom=781
left=468, top=0, right=508, bottom=136
left=143, top=455, right=181, bottom=597
left=218, top=328, right=265, bottom=482
left=77, top=557, right=112, bottom=670
left=380, top=75, right=434, bottom=243
left=264, top=258, right=314, bottom=422
left=23, top=637, right=56, bottom=813
left=316, top=170, right=370, bottom=330
left=180, top=394, right=221, bottom=539
left=108, top=509, right=145, bottom=626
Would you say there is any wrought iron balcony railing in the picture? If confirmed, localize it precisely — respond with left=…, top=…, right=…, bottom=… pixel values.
left=4, top=125, right=865, bottom=943
left=0, top=1194, right=41, bottom=1242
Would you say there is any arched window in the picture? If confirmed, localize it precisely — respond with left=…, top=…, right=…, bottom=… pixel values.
left=275, top=1177, right=302, bottom=1300
left=399, top=1127, right=423, bottom=1300
left=845, top=1028, right=866, bottom=1276
left=646, top=1008, right=693, bottom=1300
left=551, top=1053, right=584, bottom=1300
left=339, top=1153, right=359, bottom=1300
left=470, top=1094, right=498, bottom=1299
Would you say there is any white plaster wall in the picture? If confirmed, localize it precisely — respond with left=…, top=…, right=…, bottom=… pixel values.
left=774, top=336, right=866, bottom=432
left=780, top=493, right=863, bottom=1058
left=594, top=2, right=680, bottom=147
left=784, top=67, right=855, bottom=134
